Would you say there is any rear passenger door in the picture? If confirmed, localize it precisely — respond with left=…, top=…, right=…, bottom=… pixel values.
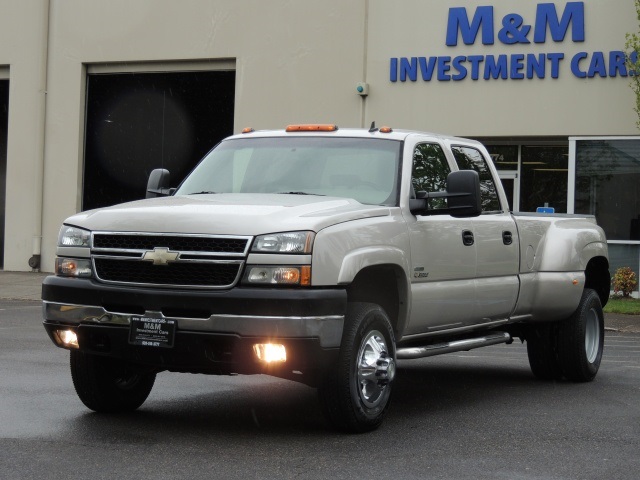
left=450, top=144, right=519, bottom=322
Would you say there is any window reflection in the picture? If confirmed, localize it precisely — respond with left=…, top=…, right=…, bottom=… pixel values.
left=451, top=146, right=501, bottom=212
left=412, top=143, right=450, bottom=209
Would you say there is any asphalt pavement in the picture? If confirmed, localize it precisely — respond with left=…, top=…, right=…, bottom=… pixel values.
left=2, top=270, right=639, bottom=333
left=2, top=298, right=639, bottom=480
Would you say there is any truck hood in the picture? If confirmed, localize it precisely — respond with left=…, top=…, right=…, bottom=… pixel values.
left=65, top=194, right=391, bottom=235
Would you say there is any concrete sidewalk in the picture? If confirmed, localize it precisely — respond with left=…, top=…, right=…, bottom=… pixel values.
left=2, top=270, right=639, bottom=333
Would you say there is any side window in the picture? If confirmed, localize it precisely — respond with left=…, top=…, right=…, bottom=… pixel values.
left=451, top=146, right=501, bottom=212
left=412, top=143, right=451, bottom=210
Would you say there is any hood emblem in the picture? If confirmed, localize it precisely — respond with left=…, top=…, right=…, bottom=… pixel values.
left=142, top=247, right=179, bottom=266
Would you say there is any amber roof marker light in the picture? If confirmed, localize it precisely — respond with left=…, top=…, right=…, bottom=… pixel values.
left=285, top=124, right=338, bottom=132
left=241, top=127, right=255, bottom=134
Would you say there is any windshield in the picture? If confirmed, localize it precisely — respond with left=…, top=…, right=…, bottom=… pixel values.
left=175, top=136, right=402, bottom=206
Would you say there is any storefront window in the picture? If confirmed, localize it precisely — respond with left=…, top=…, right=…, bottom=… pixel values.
left=574, top=138, right=640, bottom=292
left=487, top=145, right=518, bottom=171
left=575, top=139, right=640, bottom=241
left=520, top=146, right=568, bottom=213
left=485, top=145, right=518, bottom=211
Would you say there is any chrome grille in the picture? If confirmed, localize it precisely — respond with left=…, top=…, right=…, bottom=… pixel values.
left=91, top=232, right=251, bottom=289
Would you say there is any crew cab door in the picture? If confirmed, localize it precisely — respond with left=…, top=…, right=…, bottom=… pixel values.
left=449, top=144, right=519, bottom=322
left=403, top=141, right=478, bottom=335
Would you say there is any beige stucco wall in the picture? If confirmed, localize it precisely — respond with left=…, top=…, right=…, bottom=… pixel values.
left=0, top=1, right=49, bottom=272
left=0, top=0, right=637, bottom=271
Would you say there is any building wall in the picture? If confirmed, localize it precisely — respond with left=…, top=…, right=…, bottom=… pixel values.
left=366, top=0, right=637, bottom=136
left=0, top=0, right=637, bottom=271
left=0, top=1, right=49, bottom=271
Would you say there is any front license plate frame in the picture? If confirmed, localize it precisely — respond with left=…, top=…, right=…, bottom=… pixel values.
left=129, top=316, right=176, bottom=348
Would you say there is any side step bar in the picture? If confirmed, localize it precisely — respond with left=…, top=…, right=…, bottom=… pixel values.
left=396, top=332, right=512, bottom=360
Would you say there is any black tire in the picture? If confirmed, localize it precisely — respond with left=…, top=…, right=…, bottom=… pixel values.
left=526, top=322, right=563, bottom=380
left=70, top=351, right=156, bottom=412
left=557, top=288, right=604, bottom=382
left=318, top=303, right=396, bottom=433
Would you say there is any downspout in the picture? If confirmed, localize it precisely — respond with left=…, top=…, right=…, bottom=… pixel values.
left=360, top=0, right=369, bottom=128
left=29, top=0, right=51, bottom=271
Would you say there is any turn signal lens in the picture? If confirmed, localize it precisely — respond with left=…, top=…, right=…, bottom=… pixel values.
left=253, top=343, right=287, bottom=363
left=246, top=266, right=311, bottom=286
left=286, top=124, right=338, bottom=132
left=56, top=258, right=92, bottom=277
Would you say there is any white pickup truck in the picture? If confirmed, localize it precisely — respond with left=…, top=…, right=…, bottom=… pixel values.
left=43, top=124, right=610, bottom=432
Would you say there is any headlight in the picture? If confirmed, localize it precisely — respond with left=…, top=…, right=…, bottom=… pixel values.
left=251, top=231, right=314, bottom=254
left=58, top=226, right=91, bottom=247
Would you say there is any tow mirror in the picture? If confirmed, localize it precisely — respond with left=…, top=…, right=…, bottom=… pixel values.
left=409, top=170, right=481, bottom=218
left=146, top=169, right=174, bottom=198
left=446, top=170, right=481, bottom=217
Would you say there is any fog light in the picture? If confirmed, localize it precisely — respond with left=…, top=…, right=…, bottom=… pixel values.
left=53, top=329, right=79, bottom=349
left=253, top=343, right=287, bottom=363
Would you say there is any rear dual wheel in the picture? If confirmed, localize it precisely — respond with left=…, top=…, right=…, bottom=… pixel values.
left=526, top=288, right=604, bottom=382
left=557, top=288, right=604, bottom=381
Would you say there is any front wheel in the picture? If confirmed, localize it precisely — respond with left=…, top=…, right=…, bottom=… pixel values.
left=70, top=351, right=156, bottom=412
left=318, top=303, right=396, bottom=433
left=557, top=288, right=605, bottom=382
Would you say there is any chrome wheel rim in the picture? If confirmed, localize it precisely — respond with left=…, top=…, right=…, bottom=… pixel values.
left=356, top=330, right=395, bottom=408
left=584, top=307, right=600, bottom=364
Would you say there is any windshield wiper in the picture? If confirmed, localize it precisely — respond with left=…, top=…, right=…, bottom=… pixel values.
left=189, top=191, right=219, bottom=195
left=278, top=191, right=325, bottom=196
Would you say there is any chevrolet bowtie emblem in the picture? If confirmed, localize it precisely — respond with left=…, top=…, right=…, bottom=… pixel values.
left=141, top=247, right=179, bottom=266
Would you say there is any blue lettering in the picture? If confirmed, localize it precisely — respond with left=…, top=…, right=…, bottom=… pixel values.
left=571, top=52, right=588, bottom=78
left=484, top=55, right=508, bottom=80
left=390, top=58, right=398, bottom=82
left=467, top=55, right=484, bottom=80
left=446, top=6, right=494, bottom=46
left=400, top=57, right=417, bottom=82
left=452, top=56, right=468, bottom=80
left=609, top=51, right=627, bottom=77
left=438, top=56, right=452, bottom=81
left=419, top=57, right=437, bottom=81
left=498, top=14, right=531, bottom=44
left=547, top=53, right=564, bottom=78
left=510, top=54, right=525, bottom=79
left=587, top=51, right=607, bottom=78
left=534, top=2, right=585, bottom=43
left=526, top=54, right=546, bottom=78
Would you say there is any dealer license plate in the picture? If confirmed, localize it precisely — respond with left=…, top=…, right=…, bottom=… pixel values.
left=129, top=316, right=176, bottom=348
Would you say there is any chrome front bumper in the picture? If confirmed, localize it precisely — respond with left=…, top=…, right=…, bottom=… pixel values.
left=43, top=301, right=345, bottom=348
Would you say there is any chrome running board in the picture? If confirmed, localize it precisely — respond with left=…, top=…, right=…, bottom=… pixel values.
left=396, top=332, right=512, bottom=360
